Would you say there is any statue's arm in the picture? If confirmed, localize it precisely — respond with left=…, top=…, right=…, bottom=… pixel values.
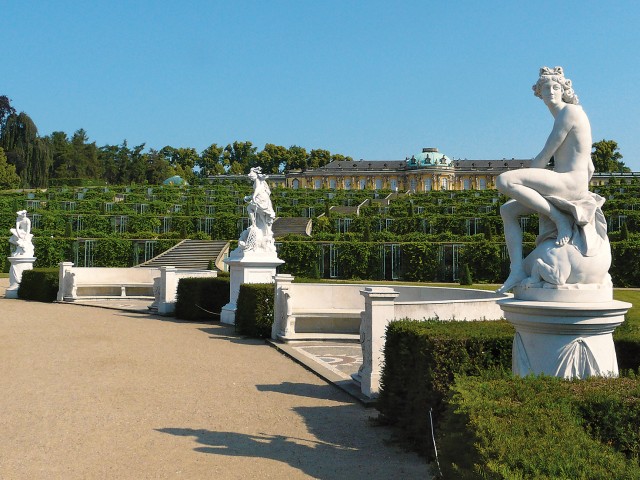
left=532, top=108, right=575, bottom=168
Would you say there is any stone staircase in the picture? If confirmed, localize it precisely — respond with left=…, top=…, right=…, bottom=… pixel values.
left=272, top=217, right=312, bottom=237
left=136, top=239, right=230, bottom=270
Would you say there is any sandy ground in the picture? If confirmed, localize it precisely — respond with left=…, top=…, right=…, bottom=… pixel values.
left=0, top=278, right=431, bottom=480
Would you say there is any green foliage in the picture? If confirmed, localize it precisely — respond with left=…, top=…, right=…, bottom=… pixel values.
left=459, top=239, right=505, bottom=283
left=278, top=241, right=322, bottom=278
left=376, top=319, right=514, bottom=457
left=94, top=238, right=135, bottom=267
left=0, top=146, right=20, bottom=188
left=438, top=375, right=640, bottom=479
left=18, top=268, right=59, bottom=302
left=235, top=283, right=274, bottom=338
left=613, top=290, right=640, bottom=372
left=32, top=237, right=73, bottom=268
left=592, top=139, right=628, bottom=173
left=400, top=242, right=440, bottom=281
left=459, top=263, right=473, bottom=285
left=611, top=240, right=640, bottom=287
left=175, top=276, right=230, bottom=320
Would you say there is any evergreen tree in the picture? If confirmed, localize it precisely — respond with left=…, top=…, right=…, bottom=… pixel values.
left=0, top=112, right=51, bottom=187
left=459, top=263, right=473, bottom=285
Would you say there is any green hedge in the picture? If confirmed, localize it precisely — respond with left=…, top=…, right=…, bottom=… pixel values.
left=235, top=283, right=274, bottom=338
left=175, top=276, right=230, bottom=320
left=376, top=319, right=515, bottom=456
left=438, top=374, right=640, bottom=479
left=18, top=268, right=59, bottom=302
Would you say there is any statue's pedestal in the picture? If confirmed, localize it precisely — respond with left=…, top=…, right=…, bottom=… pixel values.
left=499, top=296, right=631, bottom=379
left=6, top=256, right=36, bottom=299
left=220, top=253, right=284, bottom=325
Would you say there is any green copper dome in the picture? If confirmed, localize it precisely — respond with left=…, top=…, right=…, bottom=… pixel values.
left=406, top=147, right=452, bottom=168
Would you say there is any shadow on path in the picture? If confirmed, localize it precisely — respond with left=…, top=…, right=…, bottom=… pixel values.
left=157, top=382, right=428, bottom=479
left=256, top=381, right=350, bottom=402
left=157, top=426, right=355, bottom=480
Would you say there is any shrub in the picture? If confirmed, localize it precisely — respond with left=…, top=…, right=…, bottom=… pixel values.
left=459, top=263, right=473, bottom=285
left=18, top=268, right=59, bottom=302
left=376, top=319, right=514, bottom=457
left=438, top=374, right=640, bottom=479
left=235, top=283, right=274, bottom=338
left=175, top=276, right=230, bottom=321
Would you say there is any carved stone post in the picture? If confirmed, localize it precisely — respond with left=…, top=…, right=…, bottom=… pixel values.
left=157, top=266, right=177, bottom=315
left=271, top=274, right=294, bottom=340
left=357, top=287, right=399, bottom=398
left=57, top=262, right=74, bottom=301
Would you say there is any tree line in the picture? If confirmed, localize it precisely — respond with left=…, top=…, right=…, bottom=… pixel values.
left=0, top=96, right=353, bottom=189
left=0, top=95, right=630, bottom=189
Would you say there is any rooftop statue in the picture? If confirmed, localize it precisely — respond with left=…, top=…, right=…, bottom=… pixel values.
left=496, top=66, right=611, bottom=296
left=236, top=167, right=277, bottom=256
left=9, top=210, right=35, bottom=258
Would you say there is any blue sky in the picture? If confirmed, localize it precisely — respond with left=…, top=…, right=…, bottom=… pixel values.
left=3, top=1, right=640, bottom=170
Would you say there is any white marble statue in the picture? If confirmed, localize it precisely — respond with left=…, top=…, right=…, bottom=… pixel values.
left=9, top=210, right=35, bottom=258
left=236, top=166, right=277, bottom=255
left=496, top=66, right=611, bottom=295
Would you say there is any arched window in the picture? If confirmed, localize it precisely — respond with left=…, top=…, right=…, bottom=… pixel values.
left=314, top=179, right=322, bottom=189
left=441, top=178, right=448, bottom=190
left=463, top=179, right=470, bottom=190
left=424, top=178, right=432, bottom=191
left=390, top=179, right=398, bottom=191
left=479, top=178, right=487, bottom=190
left=344, top=179, right=352, bottom=190
left=329, top=179, right=337, bottom=189
left=359, top=179, right=367, bottom=190
left=375, top=179, right=383, bottom=190
left=292, top=179, right=299, bottom=189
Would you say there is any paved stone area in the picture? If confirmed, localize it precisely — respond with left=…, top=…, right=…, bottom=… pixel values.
left=0, top=279, right=431, bottom=479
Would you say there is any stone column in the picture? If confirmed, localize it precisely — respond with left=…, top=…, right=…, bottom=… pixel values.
left=357, top=287, right=399, bottom=398
left=271, top=274, right=294, bottom=340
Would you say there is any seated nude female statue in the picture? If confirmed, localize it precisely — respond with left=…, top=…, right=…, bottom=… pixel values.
left=496, top=67, right=595, bottom=294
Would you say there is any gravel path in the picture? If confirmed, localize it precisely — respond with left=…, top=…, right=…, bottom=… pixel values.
left=0, top=279, right=431, bottom=479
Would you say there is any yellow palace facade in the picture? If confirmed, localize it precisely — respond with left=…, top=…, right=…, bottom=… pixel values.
left=285, top=147, right=533, bottom=192
left=284, top=147, right=637, bottom=191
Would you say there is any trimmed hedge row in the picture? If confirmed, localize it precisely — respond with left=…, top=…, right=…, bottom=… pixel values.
left=18, top=268, right=59, bottom=302
left=235, top=283, right=275, bottom=338
left=376, top=319, right=514, bottom=456
left=438, top=374, right=640, bottom=479
left=175, top=277, right=230, bottom=321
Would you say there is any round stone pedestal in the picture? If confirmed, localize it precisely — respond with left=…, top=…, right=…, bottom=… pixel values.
left=6, top=256, right=36, bottom=299
left=499, top=298, right=631, bottom=379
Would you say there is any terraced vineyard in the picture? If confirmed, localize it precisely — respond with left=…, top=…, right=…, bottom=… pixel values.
left=2, top=180, right=639, bottom=285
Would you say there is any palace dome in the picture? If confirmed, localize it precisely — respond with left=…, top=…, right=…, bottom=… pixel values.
left=406, top=147, right=452, bottom=168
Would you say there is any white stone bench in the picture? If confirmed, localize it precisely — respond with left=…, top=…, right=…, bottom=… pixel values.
left=272, top=276, right=365, bottom=342
left=270, top=275, right=510, bottom=399
left=57, top=263, right=160, bottom=301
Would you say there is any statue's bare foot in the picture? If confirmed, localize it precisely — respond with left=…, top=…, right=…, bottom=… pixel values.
left=552, top=211, right=573, bottom=246
left=496, top=267, right=527, bottom=294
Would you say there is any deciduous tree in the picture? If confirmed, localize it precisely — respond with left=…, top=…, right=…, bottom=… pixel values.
left=592, top=139, right=628, bottom=173
left=0, top=146, right=20, bottom=188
